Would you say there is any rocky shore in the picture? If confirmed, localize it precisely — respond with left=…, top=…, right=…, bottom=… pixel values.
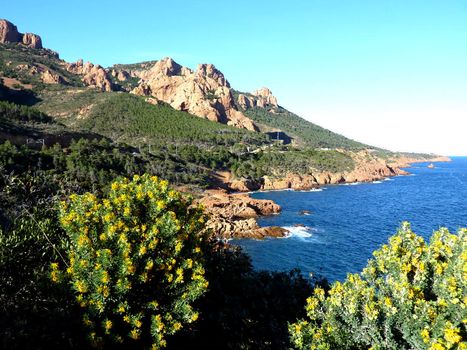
left=227, top=150, right=409, bottom=192
left=198, top=189, right=288, bottom=239
left=201, top=153, right=451, bottom=240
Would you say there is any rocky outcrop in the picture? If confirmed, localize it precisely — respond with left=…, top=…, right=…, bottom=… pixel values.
left=253, top=87, right=278, bottom=108
left=67, top=59, right=113, bottom=91
left=130, top=57, right=258, bottom=131
left=199, top=189, right=284, bottom=239
left=237, top=87, right=279, bottom=110
left=0, top=19, right=42, bottom=49
left=41, top=69, right=64, bottom=84
left=111, top=69, right=130, bottom=81
left=0, top=19, right=20, bottom=43
left=21, top=32, right=42, bottom=49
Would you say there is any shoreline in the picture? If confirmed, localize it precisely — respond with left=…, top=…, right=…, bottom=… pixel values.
left=201, top=155, right=451, bottom=240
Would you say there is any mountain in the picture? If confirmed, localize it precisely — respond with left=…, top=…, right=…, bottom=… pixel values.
left=0, top=19, right=445, bottom=193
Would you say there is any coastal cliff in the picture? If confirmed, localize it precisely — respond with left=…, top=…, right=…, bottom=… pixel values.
left=203, top=152, right=450, bottom=239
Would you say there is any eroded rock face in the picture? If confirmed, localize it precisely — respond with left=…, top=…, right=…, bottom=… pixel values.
left=253, top=87, right=278, bottom=108
left=21, top=32, right=42, bottom=49
left=130, top=57, right=258, bottom=131
left=0, top=19, right=20, bottom=43
left=237, top=87, right=279, bottom=110
left=199, top=189, right=283, bottom=239
left=0, top=20, right=43, bottom=49
left=67, top=59, right=113, bottom=91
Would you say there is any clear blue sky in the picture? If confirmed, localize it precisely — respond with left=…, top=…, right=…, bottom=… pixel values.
left=3, top=0, right=467, bottom=155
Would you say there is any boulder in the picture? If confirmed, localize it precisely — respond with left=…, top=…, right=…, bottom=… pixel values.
left=41, top=69, right=64, bottom=84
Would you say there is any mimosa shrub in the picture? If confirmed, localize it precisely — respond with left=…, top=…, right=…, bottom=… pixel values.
left=55, top=174, right=208, bottom=348
left=289, top=223, right=466, bottom=350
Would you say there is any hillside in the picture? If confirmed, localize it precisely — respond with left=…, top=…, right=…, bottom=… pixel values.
left=0, top=19, right=446, bottom=193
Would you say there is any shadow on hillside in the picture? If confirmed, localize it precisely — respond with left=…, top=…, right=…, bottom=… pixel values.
left=0, top=84, right=42, bottom=106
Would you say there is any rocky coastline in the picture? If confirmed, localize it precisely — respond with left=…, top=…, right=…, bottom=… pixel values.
left=201, top=154, right=451, bottom=240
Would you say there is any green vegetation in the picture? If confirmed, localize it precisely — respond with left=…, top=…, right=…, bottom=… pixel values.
left=0, top=43, right=83, bottom=88
left=0, top=146, right=322, bottom=348
left=289, top=223, right=467, bottom=350
left=79, top=93, right=269, bottom=148
left=232, top=148, right=355, bottom=179
left=233, top=90, right=368, bottom=150
left=243, top=106, right=367, bottom=149
left=55, top=175, right=208, bottom=348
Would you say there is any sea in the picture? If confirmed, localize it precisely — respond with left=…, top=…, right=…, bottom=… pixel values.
left=232, top=157, right=467, bottom=282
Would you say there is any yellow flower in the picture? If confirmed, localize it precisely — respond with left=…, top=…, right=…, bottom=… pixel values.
left=75, top=280, right=87, bottom=293
left=421, top=328, right=430, bottom=343
left=117, top=304, right=125, bottom=313
left=429, top=342, right=445, bottom=350
left=124, top=206, right=131, bottom=216
left=444, top=326, right=461, bottom=344
left=104, top=319, right=112, bottom=332
left=186, top=259, right=193, bottom=269
left=130, top=328, right=140, bottom=340
left=50, top=270, right=59, bottom=283
left=101, top=271, right=109, bottom=284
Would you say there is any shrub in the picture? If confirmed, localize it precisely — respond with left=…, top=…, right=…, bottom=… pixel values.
left=55, top=174, right=208, bottom=348
left=289, top=223, right=467, bottom=350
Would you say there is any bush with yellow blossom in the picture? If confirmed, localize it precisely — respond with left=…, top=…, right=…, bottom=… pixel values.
left=54, top=174, right=209, bottom=348
left=289, top=223, right=466, bottom=350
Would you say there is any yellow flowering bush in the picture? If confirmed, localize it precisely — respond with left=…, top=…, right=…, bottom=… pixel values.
left=290, top=223, right=466, bottom=350
left=55, top=174, right=208, bottom=348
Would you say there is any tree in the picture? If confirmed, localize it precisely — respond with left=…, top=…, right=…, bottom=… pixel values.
left=55, top=174, right=209, bottom=348
left=289, top=223, right=466, bottom=350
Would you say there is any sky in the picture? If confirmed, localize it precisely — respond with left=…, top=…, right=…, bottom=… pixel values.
left=3, top=0, right=467, bottom=155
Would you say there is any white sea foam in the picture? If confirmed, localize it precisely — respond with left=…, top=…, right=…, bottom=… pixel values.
left=372, top=180, right=382, bottom=184
left=344, top=182, right=362, bottom=186
left=383, top=177, right=393, bottom=181
left=283, top=226, right=313, bottom=239
left=297, top=188, right=324, bottom=192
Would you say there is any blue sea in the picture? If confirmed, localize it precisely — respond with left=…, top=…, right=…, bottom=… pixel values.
left=232, top=157, right=467, bottom=282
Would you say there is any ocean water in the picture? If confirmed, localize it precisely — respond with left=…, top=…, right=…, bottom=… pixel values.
left=232, top=157, right=467, bottom=282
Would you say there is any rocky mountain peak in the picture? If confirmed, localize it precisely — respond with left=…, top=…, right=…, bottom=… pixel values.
left=0, top=19, right=43, bottom=49
left=152, top=57, right=183, bottom=76
left=129, top=58, right=257, bottom=131
left=196, top=63, right=230, bottom=87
